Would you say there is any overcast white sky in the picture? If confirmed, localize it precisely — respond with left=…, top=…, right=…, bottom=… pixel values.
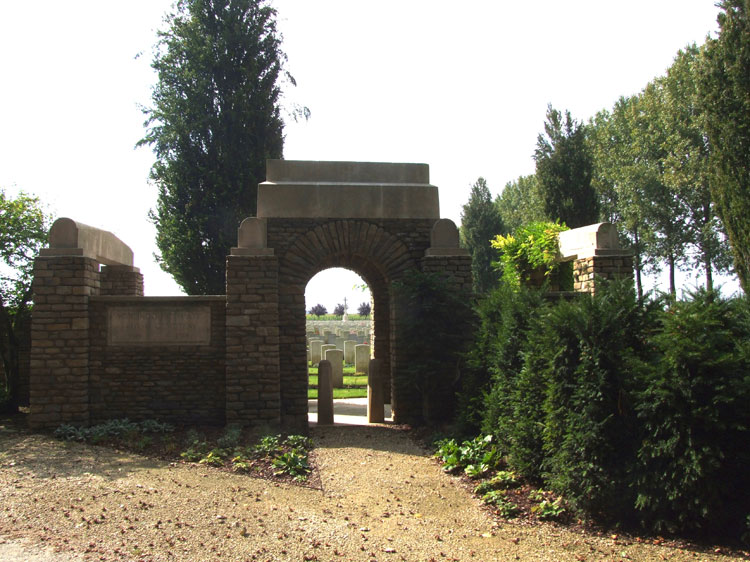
left=0, top=1, right=731, bottom=308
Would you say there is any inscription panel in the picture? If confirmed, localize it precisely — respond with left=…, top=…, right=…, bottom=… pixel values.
left=108, top=305, right=211, bottom=346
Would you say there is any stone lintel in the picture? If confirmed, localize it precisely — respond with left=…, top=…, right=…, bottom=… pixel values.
left=257, top=183, right=439, bottom=219
left=266, top=159, right=430, bottom=184
left=42, top=217, right=134, bottom=266
left=258, top=159, right=439, bottom=219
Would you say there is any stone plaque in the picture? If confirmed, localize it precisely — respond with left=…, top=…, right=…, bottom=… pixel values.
left=108, top=305, right=211, bottom=346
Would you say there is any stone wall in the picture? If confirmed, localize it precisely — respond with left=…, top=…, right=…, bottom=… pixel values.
left=88, top=297, right=226, bottom=424
left=573, top=255, right=634, bottom=293
left=225, top=255, right=281, bottom=427
left=30, top=256, right=100, bottom=428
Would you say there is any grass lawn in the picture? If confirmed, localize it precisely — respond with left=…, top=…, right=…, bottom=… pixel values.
left=308, top=364, right=367, bottom=399
left=308, top=388, right=367, bottom=399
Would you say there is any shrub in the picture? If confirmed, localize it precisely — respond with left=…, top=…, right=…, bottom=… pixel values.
left=309, top=304, right=327, bottom=317
left=490, top=221, right=569, bottom=288
left=477, top=285, right=548, bottom=479
left=393, top=269, right=475, bottom=424
left=635, top=291, right=750, bottom=539
left=357, top=302, right=371, bottom=316
left=540, top=280, right=657, bottom=523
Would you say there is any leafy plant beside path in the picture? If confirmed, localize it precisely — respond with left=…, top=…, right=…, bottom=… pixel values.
left=54, top=420, right=314, bottom=482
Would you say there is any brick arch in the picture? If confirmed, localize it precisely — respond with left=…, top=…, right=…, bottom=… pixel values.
left=279, top=220, right=415, bottom=284
left=275, top=220, right=420, bottom=428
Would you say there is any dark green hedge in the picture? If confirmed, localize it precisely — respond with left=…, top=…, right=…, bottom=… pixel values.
left=459, top=282, right=750, bottom=541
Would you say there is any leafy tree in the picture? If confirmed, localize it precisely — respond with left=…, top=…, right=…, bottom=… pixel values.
left=699, top=0, right=750, bottom=293
left=357, top=302, right=371, bottom=316
left=459, top=178, right=504, bottom=294
left=534, top=105, right=599, bottom=229
left=0, top=188, right=51, bottom=411
left=309, top=304, right=327, bottom=317
left=333, top=303, right=345, bottom=316
left=589, top=100, right=658, bottom=300
left=659, top=45, right=732, bottom=291
left=139, top=0, right=299, bottom=294
left=494, top=174, right=546, bottom=235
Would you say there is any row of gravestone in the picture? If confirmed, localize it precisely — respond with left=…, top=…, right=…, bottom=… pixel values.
left=306, top=328, right=370, bottom=346
left=308, top=339, right=370, bottom=374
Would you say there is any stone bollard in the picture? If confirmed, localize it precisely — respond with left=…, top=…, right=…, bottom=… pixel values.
left=368, top=358, right=384, bottom=423
left=326, top=349, right=344, bottom=388
left=355, top=344, right=370, bottom=374
left=317, top=360, right=334, bottom=425
left=343, top=340, right=357, bottom=364
left=310, top=339, right=324, bottom=365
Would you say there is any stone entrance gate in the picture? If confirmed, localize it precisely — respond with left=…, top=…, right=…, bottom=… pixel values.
left=29, top=160, right=472, bottom=430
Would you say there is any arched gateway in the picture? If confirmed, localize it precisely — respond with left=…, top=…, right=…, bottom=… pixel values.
left=227, top=160, right=472, bottom=429
left=29, top=160, right=472, bottom=431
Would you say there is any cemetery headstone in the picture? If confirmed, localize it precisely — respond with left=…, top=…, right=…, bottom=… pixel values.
left=343, top=340, right=357, bottom=364
left=355, top=344, right=370, bottom=375
left=326, top=349, right=344, bottom=388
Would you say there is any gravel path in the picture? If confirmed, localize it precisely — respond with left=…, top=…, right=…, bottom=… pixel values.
left=0, top=420, right=745, bottom=561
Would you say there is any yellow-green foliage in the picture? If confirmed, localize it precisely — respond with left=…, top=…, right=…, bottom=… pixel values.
left=490, top=221, right=568, bottom=287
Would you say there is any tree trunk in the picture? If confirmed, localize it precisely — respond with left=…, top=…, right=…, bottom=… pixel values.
left=633, top=229, right=644, bottom=302
left=668, top=252, right=676, bottom=297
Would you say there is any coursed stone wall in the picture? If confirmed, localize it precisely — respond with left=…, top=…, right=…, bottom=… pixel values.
left=573, top=255, right=635, bottom=293
left=88, top=297, right=226, bottom=424
left=30, top=256, right=101, bottom=428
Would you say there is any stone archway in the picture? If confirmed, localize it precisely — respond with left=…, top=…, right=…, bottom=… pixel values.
left=226, top=160, right=472, bottom=430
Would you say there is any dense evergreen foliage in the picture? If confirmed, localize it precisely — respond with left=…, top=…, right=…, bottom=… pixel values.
left=459, top=178, right=505, bottom=294
left=699, top=0, right=750, bottom=293
left=139, top=0, right=293, bottom=294
left=457, top=282, right=750, bottom=541
left=393, top=270, right=474, bottom=424
left=534, top=106, right=599, bottom=229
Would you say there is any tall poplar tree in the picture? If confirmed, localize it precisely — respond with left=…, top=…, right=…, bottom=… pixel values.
left=139, top=0, right=292, bottom=294
left=460, top=178, right=505, bottom=294
left=534, top=105, right=599, bottom=229
left=700, top=0, right=750, bottom=293
left=495, top=174, right=546, bottom=234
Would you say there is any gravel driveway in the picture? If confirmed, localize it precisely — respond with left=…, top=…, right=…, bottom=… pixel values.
left=0, top=417, right=745, bottom=561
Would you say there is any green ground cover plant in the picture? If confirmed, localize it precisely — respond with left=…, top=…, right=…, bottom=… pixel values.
left=54, top=421, right=314, bottom=483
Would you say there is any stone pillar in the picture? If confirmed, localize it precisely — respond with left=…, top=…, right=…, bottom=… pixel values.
left=368, top=358, right=384, bottom=423
left=100, top=265, right=144, bottom=296
left=326, top=349, right=344, bottom=388
left=355, top=344, right=370, bottom=375
left=573, top=254, right=634, bottom=294
left=225, top=254, right=281, bottom=427
left=317, top=360, right=334, bottom=425
left=30, top=256, right=100, bottom=429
